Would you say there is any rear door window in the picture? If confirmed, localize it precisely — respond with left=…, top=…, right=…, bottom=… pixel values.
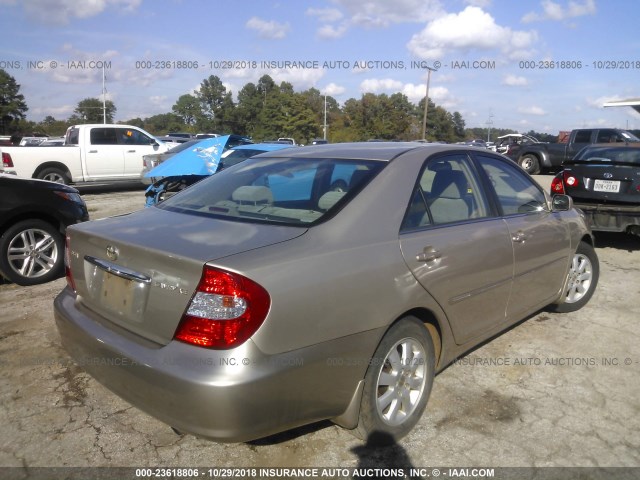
left=401, top=153, right=490, bottom=230
left=90, top=128, right=118, bottom=145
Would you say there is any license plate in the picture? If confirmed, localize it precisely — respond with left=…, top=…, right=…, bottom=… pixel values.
left=101, top=271, right=136, bottom=314
left=593, top=179, right=620, bottom=193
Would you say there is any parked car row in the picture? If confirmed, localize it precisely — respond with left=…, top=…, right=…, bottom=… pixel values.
left=505, top=128, right=639, bottom=174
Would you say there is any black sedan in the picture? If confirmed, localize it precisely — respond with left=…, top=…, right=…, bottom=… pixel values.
left=0, top=174, right=89, bottom=285
left=551, top=143, right=640, bottom=235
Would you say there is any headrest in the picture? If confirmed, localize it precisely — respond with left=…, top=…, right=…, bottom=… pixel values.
left=231, top=186, right=273, bottom=204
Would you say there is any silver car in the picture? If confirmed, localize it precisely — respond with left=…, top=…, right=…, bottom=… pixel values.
left=54, top=143, right=598, bottom=443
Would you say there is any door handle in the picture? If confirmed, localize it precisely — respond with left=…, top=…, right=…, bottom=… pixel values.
left=88, top=150, right=97, bottom=153
left=416, top=246, right=442, bottom=264
left=512, top=231, right=527, bottom=243
left=127, top=150, right=136, bottom=153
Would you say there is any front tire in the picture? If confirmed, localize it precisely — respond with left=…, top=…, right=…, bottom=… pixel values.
left=0, top=220, right=65, bottom=286
left=37, top=167, right=70, bottom=184
left=519, top=154, right=540, bottom=175
left=548, top=241, right=599, bottom=313
left=354, top=317, right=435, bottom=444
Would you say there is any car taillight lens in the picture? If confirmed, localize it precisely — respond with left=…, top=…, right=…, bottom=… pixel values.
left=65, top=235, right=76, bottom=292
left=2, top=152, right=13, bottom=167
left=175, top=266, right=270, bottom=349
left=551, top=175, right=565, bottom=194
left=563, top=171, right=579, bottom=188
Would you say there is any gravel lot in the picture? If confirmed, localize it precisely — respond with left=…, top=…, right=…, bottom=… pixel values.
left=0, top=180, right=639, bottom=474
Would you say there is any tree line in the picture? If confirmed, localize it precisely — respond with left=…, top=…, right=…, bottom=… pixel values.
left=1, top=68, right=547, bottom=144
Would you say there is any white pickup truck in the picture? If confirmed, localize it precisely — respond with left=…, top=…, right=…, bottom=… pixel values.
left=0, top=124, right=171, bottom=184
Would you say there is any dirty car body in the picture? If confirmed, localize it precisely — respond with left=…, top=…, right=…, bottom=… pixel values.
left=54, top=144, right=598, bottom=443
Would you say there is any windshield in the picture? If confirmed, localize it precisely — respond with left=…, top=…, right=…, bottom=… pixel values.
left=574, top=146, right=640, bottom=165
left=158, top=157, right=385, bottom=226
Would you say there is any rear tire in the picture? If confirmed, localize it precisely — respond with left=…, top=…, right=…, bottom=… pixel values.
left=37, top=167, right=70, bottom=184
left=548, top=241, right=599, bottom=313
left=0, top=220, right=64, bottom=286
left=353, top=317, right=435, bottom=444
left=519, top=155, right=540, bottom=175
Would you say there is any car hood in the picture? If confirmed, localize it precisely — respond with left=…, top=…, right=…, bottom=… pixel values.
left=66, top=207, right=306, bottom=345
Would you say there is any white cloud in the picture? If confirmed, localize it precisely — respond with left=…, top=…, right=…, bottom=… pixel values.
left=330, top=0, right=445, bottom=28
left=358, top=78, right=457, bottom=107
left=322, top=83, right=346, bottom=96
left=306, top=7, right=343, bottom=23
left=246, top=17, right=290, bottom=39
left=518, top=106, right=546, bottom=115
left=404, top=83, right=458, bottom=107
left=464, top=0, right=492, bottom=6
left=407, top=6, right=538, bottom=60
left=360, top=78, right=404, bottom=93
left=317, top=23, right=349, bottom=39
left=8, top=0, right=141, bottom=24
left=31, top=104, right=75, bottom=118
left=502, top=75, right=528, bottom=86
left=401, top=83, right=427, bottom=104
left=522, top=0, right=596, bottom=23
left=149, top=95, right=167, bottom=106
left=267, top=68, right=326, bottom=90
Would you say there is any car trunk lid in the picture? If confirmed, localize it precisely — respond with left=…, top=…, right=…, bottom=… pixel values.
left=562, top=162, right=640, bottom=204
left=67, top=207, right=306, bottom=346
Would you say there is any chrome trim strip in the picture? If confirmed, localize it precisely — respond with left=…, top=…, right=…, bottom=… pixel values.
left=449, top=276, right=512, bottom=305
left=84, top=256, right=151, bottom=284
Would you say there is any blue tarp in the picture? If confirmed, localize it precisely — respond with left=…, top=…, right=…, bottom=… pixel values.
left=144, top=135, right=230, bottom=178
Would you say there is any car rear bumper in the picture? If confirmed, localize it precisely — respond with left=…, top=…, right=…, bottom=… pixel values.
left=54, top=287, right=378, bottom=442
left=574, top=202, right=640, bottom=232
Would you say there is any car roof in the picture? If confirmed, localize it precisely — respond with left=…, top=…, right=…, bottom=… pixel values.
left=582, top=143, right=640, bottom=150
left=261, top=142, right=474, bottom=161
left=231, top=143, right=293, bottom=152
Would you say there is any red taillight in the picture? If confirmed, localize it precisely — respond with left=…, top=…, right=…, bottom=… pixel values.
left=65, top=235, right=76, bottom=292
left=551, top=175, right=565, bottom=194
left=175, top=266, right=270, bottom=349
left=563, top=171, right=579, bottom=188
left=2, top=152, right=13, bottom=168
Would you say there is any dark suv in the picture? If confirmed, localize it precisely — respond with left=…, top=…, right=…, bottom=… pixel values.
left=551, top=144, right=640, bottom=235
left=0, top=175, right=89, bottom=285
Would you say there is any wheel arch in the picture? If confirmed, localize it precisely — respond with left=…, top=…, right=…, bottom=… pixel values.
left=33, top=162, right=72, bottom=180
left=400, top=307, right=443, bottom=368
left=0, top=211, right=65, bottom=238
left=332, top=306, right=445, bottom=431
left=581, top=233, right=595, bottom=247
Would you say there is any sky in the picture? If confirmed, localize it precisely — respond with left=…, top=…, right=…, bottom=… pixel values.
left=1, top=0, right=639, bottom=136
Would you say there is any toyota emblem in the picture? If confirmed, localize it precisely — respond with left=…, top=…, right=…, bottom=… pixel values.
left=106, top=245, right=119, bottom=261
left=603, top=173, right=613, bottom=179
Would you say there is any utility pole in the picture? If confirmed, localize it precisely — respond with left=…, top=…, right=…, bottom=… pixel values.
left=323, top=95, right=328, bottom=140
left=486, top=111, right=494, bottom=142
left=102, top=64, right=107, bottom=124
left=421, top=66, right=436, bottom=140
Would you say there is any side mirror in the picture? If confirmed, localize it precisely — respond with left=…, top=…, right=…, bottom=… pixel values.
left=552, top=194, right=573, bottom=212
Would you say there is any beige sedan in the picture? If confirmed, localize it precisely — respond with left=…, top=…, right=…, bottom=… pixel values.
left=54, top=143, right=598, bottom=444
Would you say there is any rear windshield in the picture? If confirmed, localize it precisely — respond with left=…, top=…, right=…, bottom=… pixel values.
left=574, top=146, right=640, bottom=165
left=158, top=157, right=385, bottom=226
